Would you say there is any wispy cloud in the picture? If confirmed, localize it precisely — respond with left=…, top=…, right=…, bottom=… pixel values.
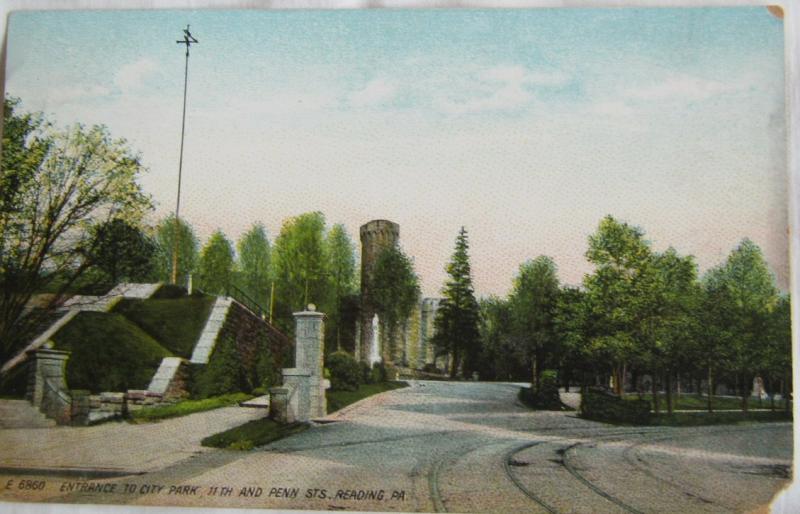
left=348, top=78, right=397, bottom=108
left=114, top=58, right=158, bottom=93
left=437, top=64, right=571, bottom=114
left=48, top=84, right=111, bottom=105
left=625, top=73, right=738, bottom=102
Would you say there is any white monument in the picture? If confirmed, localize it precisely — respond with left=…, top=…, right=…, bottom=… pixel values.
left=370, top=314, right=381, bottom=365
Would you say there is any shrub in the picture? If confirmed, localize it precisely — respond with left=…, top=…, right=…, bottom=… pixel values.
left=580, top=388, right=651, bottom=425
left=359, top=361, right=373, bottom=384
left=422, top=363, right=440, bottom=374
left=371, top=361, right=387, bottom=383
left=520, top=370, right=562, bottom=410
left=384, top=363, right=398, bottom=381
left=536, top=370, right=562, bottom=408
left=326, top=351, right=361, bottom=391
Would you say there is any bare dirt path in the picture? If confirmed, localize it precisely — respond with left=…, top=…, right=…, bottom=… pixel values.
left=0, top=380, right=791, bottom=513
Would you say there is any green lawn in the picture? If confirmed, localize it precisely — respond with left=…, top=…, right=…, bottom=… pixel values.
left=201, top=418, right=308, bottom=450
left=130, top=393, right=252, bottom=423
left=326, top=381, right=408, bottom=414
left=623, top=393, right=752, bottom=411
left=114, top=295, right=215, bottom=358
left=53, top=311, right=172, bottom=392
left=649, top=410, right=791, bottom=426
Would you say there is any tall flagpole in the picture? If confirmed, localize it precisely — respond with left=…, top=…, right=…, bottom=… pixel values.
left=172, top=25, right=199, bottom=285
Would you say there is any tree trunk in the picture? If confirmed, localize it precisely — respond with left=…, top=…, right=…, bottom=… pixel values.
left=666, top=372, right=674, bottom=415
left=652, top=374, right=660, bottom=415
left=770, top=376, right=776, bottom=412
left=449, top=348, right=459, bottom=379
left=783, top=370, right=790, bottom=413
left=531, top=354, right=538, bottom=393
left=741, top=374, right=750, bottom=414
left=707, top=366, right=714, bottom=413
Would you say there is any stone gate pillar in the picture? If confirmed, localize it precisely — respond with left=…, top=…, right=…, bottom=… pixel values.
left=290, top=305, right=327, bottom=421
left=26, top=347, right=72, bottom=424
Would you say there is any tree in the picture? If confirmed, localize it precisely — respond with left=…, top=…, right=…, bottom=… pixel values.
left=553, top=286, right=592, bottom=392
left=371, top=245, right=420, bottom=363
left=1, top=118, right=152, bottom=361
left=702, top=239, right=778, bottom=412
left=197, top=230, right=235, bottom=295
left=583, top=216, right=652, bottom=397
left=645, top=248, right=700, bottom=414
left=87, top=218, right=156, bottom=285
left=325, top=224, right=357, bottom=351
left=237, top=223, right=271, bottom=307
left=272, top=212, right=327, bottom=332
left=1, top=97, right=49, bottom=220
left=508, top=256, right=560, bottom=391
left=432, top=227, right=481, bottom=378
left=154, top=215, right=198, bottom=288
left=761, top=295, right=791, bottom=411
left=478, top=296, right=527, bottom=381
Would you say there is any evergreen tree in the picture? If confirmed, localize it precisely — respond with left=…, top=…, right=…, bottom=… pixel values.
left=432, top=227, right=481, bottom=378
left=198, top=230, right=235, bottom=295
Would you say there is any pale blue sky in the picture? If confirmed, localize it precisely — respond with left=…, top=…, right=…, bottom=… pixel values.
left=5, top=7, right=787, bottom=296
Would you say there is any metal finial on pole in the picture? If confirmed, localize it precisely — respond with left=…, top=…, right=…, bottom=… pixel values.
left=171, top=25, right=199, bottom=285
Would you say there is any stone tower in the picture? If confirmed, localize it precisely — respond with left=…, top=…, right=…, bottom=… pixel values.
left=357, top=219, right=400, bottom=363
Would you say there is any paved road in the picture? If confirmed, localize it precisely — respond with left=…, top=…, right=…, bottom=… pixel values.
left=0, top=380, right=792, bottom=513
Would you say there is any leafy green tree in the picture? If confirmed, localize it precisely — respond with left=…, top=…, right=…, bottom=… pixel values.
left=237, top=223, right=271, bottom=307
left=371, top=245, right=420, bottom=363
left=508, top=255, right=560, bottom=391
left=432, top=227, right=481, bottom=377
left=761, top=295, right=791, bottom=411
left=702, top=239, right=778, bottom=412
left=645, top=248, right=700, bottom=414
left=553, top=286, right=592, bottom=392
left=325, top=224, right=357, bottom=351
left=154, top=215, right=199, bottom=288
left=272, top=212, right=327, bottom=332
left=1, top=116, right=152, bottom=360
left=583, top=216, right=652, bottom=396
left=88, top=218, right=156, bottom=285
left=198, top=230, right=235, bottom=295
left=1, top=98, right=49, bottom=220
left=478, top=296, right=527, bottom=381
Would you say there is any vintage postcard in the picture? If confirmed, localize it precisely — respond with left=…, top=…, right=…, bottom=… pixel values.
left=0, top=3, right=795, bottom=514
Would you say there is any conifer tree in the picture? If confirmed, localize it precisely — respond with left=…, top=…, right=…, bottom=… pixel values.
left=433, top=227, right=481, bottom=378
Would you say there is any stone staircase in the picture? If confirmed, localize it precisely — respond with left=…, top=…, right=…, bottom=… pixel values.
left=0, top=399, right=56, bottom=429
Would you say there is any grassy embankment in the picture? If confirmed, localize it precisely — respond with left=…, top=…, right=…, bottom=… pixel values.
left=623, top=393, right=791, bottom=425
left=47, top=292, right=214, bottom=396
left=326, top=381, right=409, bottom=413
left=622, top=393, right=750, bottom=411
